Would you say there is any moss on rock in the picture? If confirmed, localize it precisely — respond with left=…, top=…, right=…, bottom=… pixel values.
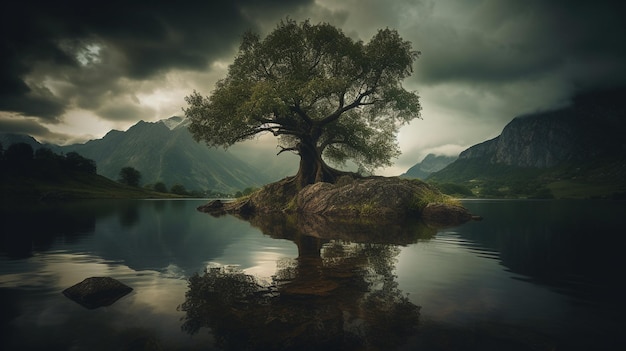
left=200, top=175, right=475, bottom=226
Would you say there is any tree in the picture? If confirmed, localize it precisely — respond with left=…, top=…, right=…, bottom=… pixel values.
left=5, top=142, right=34, bottom=164
left=185, top=19, right=421, bottom=189
left=118, top=166, right=141, bottom=187
left=64, top=152, right=97, bottom=174
left=170, top=184, right=188, bottom=195
left=34, top=147, right=57, bottom=161
left=153, top=181, right=168, bottom=193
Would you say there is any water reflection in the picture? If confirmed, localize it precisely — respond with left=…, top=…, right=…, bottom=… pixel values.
left=179, top=214, right=433, bottom=350
left=1, top=202, right=100, bottom=258
left=1, top=200, right=256, bottom=275
left=3, top=199, right=623, bottom=350
left=460, top=200, right=626, bottom=305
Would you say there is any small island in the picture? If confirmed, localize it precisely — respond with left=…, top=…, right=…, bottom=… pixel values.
left=199, top=174, right=477, bottom=227
left=188, top=19, right=476, bottom=226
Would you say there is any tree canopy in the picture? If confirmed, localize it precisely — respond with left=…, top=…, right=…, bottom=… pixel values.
left=185, top=19, right=421, bottom=188
left=118, top=166, right=141, bottom=187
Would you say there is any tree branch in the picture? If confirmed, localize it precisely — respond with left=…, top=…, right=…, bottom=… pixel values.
left=290, top=104, right=313, bottom=126
left=277, top=146, right=299, bottom=155
left=233, top=125, right=302, bottom=142
left=320, top=87, right=376, bottom=125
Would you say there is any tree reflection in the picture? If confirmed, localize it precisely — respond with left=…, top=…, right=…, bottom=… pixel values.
left=179, top=215, right=434, bottom=350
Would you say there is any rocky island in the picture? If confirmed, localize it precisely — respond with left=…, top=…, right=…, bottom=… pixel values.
left=199, top=176, right=478, bottom=228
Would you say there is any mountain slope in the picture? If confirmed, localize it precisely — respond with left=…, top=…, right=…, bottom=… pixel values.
left=62, top=118, right=272, bottom=193
left=429, top=88, right=626, bottom=198
left=401, top=154, right=457, bottom=179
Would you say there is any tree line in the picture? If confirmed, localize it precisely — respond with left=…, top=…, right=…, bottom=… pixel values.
left=0, top=142, right=97, bottom=176
left=1, top=141, right=258, bottom=198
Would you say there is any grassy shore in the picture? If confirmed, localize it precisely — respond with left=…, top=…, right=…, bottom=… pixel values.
left=1, top=171, right=181, bottom=201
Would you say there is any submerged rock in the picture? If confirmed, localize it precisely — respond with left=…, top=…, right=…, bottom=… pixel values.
left=63, top=277, right=133, bottom=309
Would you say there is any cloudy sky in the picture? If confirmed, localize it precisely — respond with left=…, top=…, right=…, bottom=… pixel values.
left=2, top=0, right=625, bottom=175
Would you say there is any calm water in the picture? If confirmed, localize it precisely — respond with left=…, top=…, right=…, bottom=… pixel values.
left=1, top=199, right=625, bottom=350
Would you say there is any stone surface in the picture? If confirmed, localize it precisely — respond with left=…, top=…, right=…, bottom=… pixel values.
left=197, top=199, right=225, bottom=216
left=63, top=277, right=133, bottom=309
left=199, top=176, right=477, bottom=227
left=421, top=202, right=474, bottom=227
left=295, top=177, right=439, bottom=219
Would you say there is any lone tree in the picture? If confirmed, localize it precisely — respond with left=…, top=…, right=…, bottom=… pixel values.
left=185, top=19, right=421, bottom=189
left=118, top=166, right=141, bottom=187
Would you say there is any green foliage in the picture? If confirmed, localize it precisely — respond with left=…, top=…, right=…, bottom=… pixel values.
left=233, top=187, right=258, bottom=198
left=118, top=167, right=141, bottom=187
left=429, top=158, right=562, bottom=199
left=153, top=182, right=168, bottom=193
left=242, top=187, right=257, bottom=196
left=1, top=143, right=97, bottom=178
left=5, top=142, right=34, bottom=164
left=170, top=184, right=189, bottom=195
left=0, top=142, right=184, bottom=200
left=429, top=182, right=474, bottom=197
left=64, top=152, right=97, bottom=174
left=144, top=181, right=169, bottom=193
left=185, top=18, right=421, bottom=177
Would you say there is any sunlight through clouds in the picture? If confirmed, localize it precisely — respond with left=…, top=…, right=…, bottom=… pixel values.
left=1, top=0, right=624, bottom=174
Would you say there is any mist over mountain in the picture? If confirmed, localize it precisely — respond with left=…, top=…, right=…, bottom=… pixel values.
left=429, top=87, right=626, bottom=198
left=58, top=117, right=277, bottom=193
left=459, top=88, right=625, bottom=166
left=0, top=133, right=58, bottom=152
left=400, top=154, right=457, bottom=180
left=1, top=117, right=299, bottom=194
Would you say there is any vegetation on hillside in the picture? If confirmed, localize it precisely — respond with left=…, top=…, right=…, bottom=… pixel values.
left=428, top=157, right=626, bottom=199
left=0, top=142, right=178, bottom=200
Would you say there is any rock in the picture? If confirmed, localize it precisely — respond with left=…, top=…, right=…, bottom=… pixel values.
left=198, top=175, right=478, bottom=227
left=421, top=202, right=473, bottom=227
left=63, top=277, right=133, bottom=309
left=295, top=177, right=440, bottom=219
left=197, top=199, right=225, bottom=215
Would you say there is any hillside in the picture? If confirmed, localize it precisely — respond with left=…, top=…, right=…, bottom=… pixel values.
left=429, top=88, right=626, bottom=199
left=61, top=117, right=273, bottom=194
left=401, top=154, right=457, bottom=179
left=0, top=151, right=172, bottom=201
left=1, top=170, right=174, bottom=201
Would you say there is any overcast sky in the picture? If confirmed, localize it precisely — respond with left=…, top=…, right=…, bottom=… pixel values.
left=2, top=0, right=625, bottom=175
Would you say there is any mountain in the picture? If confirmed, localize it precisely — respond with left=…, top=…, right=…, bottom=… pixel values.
left=400, top=154, right=457, bottom=179
left=61, top=117, right=273, bottom=193
left=229, top=141, right=299, bottom=183
left=429, top=87, right=626, bottom=198
left=0, top=133, right=49, bottom=151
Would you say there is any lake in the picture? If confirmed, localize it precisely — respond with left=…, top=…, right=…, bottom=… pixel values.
left=1, top=199, right=625, bottom=350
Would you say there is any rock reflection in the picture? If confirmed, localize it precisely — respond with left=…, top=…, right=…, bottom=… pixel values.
left=180, top=215, right=434, bottom=350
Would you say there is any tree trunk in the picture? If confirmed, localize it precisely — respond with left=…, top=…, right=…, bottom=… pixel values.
left=293, top=141, right=340, bottom=189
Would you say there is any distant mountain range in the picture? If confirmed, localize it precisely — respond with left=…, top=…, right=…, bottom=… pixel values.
left=1, top=117, right=297, bottom=194
left=4, top=87, right=625, bottom=198
left=400, top=154, right=457, bottom=179
left=425, top=87, right=626, bottom=198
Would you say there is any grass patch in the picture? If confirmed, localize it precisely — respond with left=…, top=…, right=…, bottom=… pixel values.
left=547, top=180, right=626, bottom=199
left=1, top=171, right=180, bottom=200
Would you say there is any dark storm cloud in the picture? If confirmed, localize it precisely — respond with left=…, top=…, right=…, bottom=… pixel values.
left=411, top=0, right=626, bottom=93
left=0, top=86, right=66, bottom=121
left=0, top=0, right=312, bottom=120
left=0, top=118, right=51, bottom=136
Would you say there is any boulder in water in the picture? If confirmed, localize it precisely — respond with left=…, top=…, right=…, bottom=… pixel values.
left=63, top=277, right=133, bottom=309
